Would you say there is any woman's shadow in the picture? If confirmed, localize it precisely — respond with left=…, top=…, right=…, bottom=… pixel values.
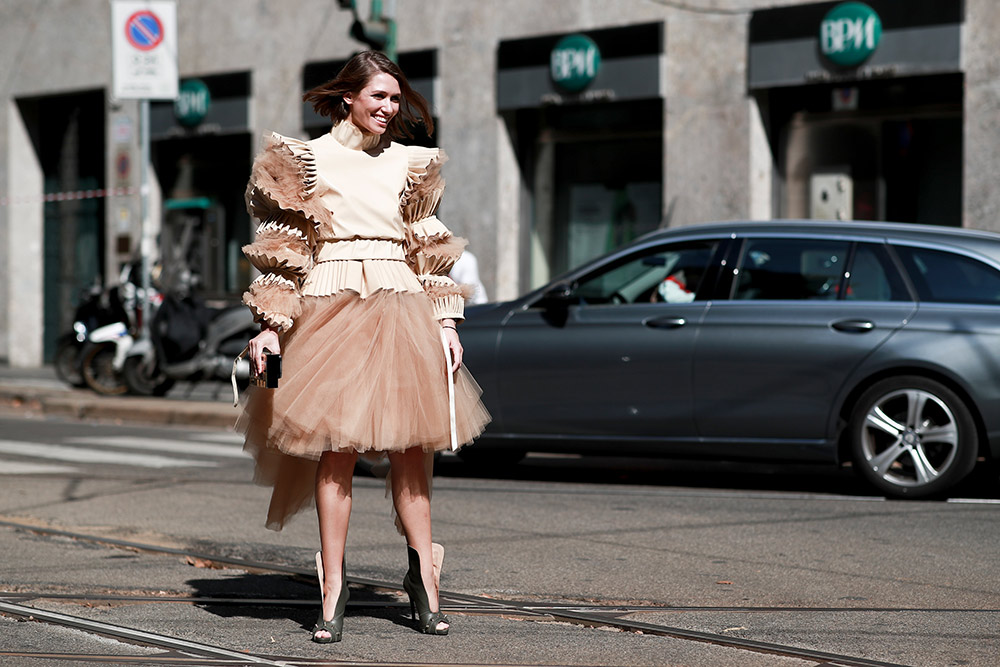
left=187, top=572, right=418, bottom=631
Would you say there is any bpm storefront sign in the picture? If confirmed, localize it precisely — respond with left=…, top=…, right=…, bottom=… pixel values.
left=111, top=0, right=178, bottom=100
left=174, top=79, right=211, bottom=127
left=748, top=1, right=961, bottom=89
left=498, top=23, right=662, bottom=110
left=550, top=34, right=602, bottom=92
left=820, top=2, right=882, bottom=66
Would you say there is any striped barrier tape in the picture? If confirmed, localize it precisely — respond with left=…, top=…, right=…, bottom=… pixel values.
left=0, top=187, right=138, bottom=207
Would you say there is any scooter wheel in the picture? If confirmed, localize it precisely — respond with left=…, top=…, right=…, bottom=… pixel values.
left=81, top=342, right=128, bottom=396
left=53, top=333, right=86, bottom=388
left=122, top=356, right=175, bottom=397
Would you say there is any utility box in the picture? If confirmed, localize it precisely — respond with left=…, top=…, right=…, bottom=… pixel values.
left=810, top=171, right=853, bottom=220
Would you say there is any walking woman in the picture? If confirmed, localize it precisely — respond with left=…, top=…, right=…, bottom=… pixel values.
left=235, top=50, right=490, bottom=643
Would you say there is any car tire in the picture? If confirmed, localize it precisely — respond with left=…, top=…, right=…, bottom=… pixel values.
left=457, top=446, right=526, bottom=467
left=849, top=375, right=979, bottom=499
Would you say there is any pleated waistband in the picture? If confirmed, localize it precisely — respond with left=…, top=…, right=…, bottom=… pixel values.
left=315, top=238, right=405, bottom=262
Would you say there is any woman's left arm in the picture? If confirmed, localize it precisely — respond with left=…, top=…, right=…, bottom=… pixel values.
left=439, top=317, right=462, bottom=373
left=402, top=147, right=471, bottom=373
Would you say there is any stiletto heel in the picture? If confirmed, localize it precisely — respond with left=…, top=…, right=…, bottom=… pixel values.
left=402, top=545, right=449, bottom=635
left=431, top=542, right=444, bottom=593
left=312, top=551, right=349, bottom=643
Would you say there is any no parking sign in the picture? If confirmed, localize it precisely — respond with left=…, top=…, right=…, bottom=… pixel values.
left=111, top=1, right=178, bottom=99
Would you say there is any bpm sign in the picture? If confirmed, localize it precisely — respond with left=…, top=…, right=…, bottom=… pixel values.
left=111, top=1, right=178, bottom=99
left=820, top=2, right=882, bottom=67
left=550, top=34, right=601, bottom=92
left=175, top=79, right=211, bottom=127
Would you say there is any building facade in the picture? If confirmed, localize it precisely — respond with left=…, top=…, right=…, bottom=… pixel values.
left=1, top=0, right=997, bottom=367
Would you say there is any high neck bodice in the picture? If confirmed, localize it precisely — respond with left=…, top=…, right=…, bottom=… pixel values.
left=330, top=120, right=384, bottom=151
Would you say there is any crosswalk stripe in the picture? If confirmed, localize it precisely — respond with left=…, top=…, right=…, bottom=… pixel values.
left=0, top=461, right=79, bottom=474
left=65, top=436, right=248, bottom=459
left=0, top=440, right=216, bottom=469
left=192, top=432, right=244, bottom=444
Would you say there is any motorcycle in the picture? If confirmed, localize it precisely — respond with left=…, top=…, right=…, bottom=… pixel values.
left=121, top=292, right=257, bottom=397
left=53, top=283, right=111, bottom=388
left=78, top=320, right=133, bottom=396
left=53, top=266, right=137, bottom=391
left=74, top=264, right=159, bottom=396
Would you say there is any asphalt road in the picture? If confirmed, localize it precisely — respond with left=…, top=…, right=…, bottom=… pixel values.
left=0, top=413, right=998, bottom=666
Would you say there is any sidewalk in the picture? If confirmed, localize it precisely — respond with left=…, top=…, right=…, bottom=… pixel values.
left=0, top=364, right=237, bottom=429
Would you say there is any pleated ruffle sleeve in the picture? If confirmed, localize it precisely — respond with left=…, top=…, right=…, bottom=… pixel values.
left=242, top=133, right=327, bottom=332
left=402, top=146, right=469, bottom=321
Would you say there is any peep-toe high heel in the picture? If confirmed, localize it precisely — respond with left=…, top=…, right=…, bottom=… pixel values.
left=312, top=551, right=349, bottom=643
left=402, top=545, right=450, bottom=635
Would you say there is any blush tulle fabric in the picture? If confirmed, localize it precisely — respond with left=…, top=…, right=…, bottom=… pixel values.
left=236, top=290, right=490, bottom=529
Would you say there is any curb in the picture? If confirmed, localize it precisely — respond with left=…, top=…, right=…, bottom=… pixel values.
left=0, top=384, right=237, bottom=429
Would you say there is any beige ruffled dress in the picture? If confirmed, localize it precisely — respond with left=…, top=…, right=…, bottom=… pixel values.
left=235, top=120, right=491, bottom=530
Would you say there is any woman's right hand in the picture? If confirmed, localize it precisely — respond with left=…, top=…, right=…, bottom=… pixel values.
left=249, top=327, right=280, bottom=376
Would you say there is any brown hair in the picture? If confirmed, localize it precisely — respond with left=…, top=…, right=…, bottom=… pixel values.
left=303, top=51, right=434, bottom=140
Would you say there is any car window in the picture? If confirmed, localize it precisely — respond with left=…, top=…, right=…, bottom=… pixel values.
left=845, top=243, right=910, bottom=301
left=573, top=241, right=718, bottom=305
left=733, top=238, right=849, bottom=300
left=893, top=245, right=1000, bottom=305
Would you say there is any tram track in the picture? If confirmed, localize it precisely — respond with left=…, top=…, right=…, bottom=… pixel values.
left=3, top=591, right=998, bottom=618
left=0, top=517, right=968, bottom=667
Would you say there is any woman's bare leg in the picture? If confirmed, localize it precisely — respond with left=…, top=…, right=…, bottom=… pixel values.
left=314, top=450, right=357, bottom=639
left=388, top=446, right=448, bottom=631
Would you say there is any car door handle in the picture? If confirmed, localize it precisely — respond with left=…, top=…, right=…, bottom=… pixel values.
left=831, top=319, right=875, bottom=333
left=644, top=316, right=687, bottom=329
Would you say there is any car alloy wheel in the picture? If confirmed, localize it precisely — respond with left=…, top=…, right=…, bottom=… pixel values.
left=849, top=376, right=979, bottom=498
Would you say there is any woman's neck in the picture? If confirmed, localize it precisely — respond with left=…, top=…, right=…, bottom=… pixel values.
left=331, top=119, right=384, bottom=151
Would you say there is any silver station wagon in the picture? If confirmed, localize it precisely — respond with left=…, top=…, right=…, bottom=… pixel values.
left=460, top=220, right=1000, bottom=499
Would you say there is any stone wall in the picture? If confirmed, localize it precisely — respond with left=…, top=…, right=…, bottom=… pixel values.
left=1, top=0, right=996, bottom=365
left=963, top=0, right=1000, bottom=231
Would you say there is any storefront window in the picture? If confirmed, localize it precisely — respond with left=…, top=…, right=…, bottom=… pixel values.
left=770, top=74, right=962, bottom=227
left=529, top=99, right=663, bottom=287
left=557, top=140, right=661, bottom=272
left=150, top=72, right=253, bottom=299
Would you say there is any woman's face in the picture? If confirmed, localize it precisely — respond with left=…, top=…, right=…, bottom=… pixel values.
left=344, top=72, right=401, bottom=135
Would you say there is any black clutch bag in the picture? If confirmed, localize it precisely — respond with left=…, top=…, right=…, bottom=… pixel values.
left=252, top=351, right=282, bottom=389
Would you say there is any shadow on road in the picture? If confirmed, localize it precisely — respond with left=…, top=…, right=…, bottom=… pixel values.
left=186, top=572, right=411, bottom=631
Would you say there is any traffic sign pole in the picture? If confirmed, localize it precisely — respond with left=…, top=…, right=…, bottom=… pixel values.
left=111, top=0, right=177, bottom=345
left=139, top=98, right=151, bottom=342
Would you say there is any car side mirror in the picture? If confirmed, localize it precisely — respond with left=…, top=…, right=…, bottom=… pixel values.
left=541, top=282, right=574, bottom=307
left=536, top=282, right=574, bottom=327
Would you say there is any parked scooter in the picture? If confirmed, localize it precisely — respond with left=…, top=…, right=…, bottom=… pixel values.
left=53, top=281, right=124, bottom=388
left=55, top=263, right=148, bottom=393
left=74, top=264, right=159, bottom=396
left=79, top=320, right=133, bottom=395
left=122, top=291, right=256, bottom=396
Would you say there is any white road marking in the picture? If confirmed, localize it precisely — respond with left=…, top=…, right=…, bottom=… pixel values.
left=65, top=436, right=247, bottom=459
left=0, top=440, right=215, bottom=469
left=0, top=461, right=79, bottom=475
left=190, top=432, right=244, bottom=444
left=947, top=498, right=1000, bottom=505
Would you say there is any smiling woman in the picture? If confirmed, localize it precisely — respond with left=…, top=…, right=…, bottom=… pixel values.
left=345, top=73, right=401, bottom=134
left=235, top=50, right=489, bottom=645
left=302, top=51, right=434, bottom=139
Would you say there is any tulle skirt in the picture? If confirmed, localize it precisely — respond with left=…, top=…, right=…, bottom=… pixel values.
left=235, top=290, right=491, bottom=529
